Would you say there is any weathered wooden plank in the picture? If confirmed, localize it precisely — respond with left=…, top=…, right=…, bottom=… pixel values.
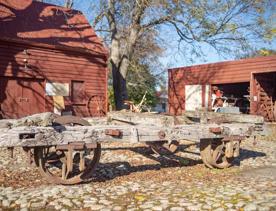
left=0, top=123, right=257, bottom=147
left=183, top=111, right=264, bottom=124
left=0, top=112, right=57, bottom=128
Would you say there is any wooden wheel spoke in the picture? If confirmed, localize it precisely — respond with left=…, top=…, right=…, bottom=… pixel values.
left=214, top=151, right=221, bottom=162
left=200, top=139, right=238, bottom=169
left=61, top=162, right=67, bottom=180
left=79, top=152, right=85, bottom=172
left=213, top=145, right=224, bottom=162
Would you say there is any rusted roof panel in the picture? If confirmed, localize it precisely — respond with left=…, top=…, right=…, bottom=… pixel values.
left=0, top=0, right=107, bottom=55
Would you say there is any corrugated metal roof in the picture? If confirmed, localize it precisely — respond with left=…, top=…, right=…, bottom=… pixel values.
left=0, top=0, right=107, bottom=55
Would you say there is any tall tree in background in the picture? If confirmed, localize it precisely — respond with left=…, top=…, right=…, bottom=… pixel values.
left=108, top=28, right=163, bottom=109
left=91, top=0, right=274, bottom=110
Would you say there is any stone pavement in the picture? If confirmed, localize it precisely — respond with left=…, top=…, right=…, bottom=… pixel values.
left=0, top=137, right=275, bottom=211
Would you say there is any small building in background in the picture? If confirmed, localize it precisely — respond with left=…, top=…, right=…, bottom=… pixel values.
left=153, top=90, right=168, bottom=113
left=168, top=56, right=276, bottom=121
left=0, top=0, right=108, bottom=119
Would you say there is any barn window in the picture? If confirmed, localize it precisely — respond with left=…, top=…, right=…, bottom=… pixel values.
left=71, top=81, right=85, bottom=104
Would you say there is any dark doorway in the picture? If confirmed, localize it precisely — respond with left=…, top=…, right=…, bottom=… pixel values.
left=213, top=82, right=250, bottom=114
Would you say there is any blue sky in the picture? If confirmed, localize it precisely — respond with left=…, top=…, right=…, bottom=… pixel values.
left=46, top=0, right=276, bottom=70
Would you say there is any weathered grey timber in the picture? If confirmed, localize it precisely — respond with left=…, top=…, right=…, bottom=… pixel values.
left=183, top=110, right=264, bottom=124
left=0, top=112, right=265, bottom=148
left=85, top=111, right=264, bottom=126
left=0, top=123, right=257, bottom=147
left=0, top=112, right=57, bottom=128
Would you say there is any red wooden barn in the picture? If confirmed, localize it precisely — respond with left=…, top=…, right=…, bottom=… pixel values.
left=168, top=56, right=276, bottom=121
left=0, top=0, right=108, bottom=119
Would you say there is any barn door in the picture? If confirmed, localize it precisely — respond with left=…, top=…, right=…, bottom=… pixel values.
left=21, top=79, right=45, bottom=116
left=251, top=72, right=276, bottom=121
left=0, top=77, right=45, bottom=118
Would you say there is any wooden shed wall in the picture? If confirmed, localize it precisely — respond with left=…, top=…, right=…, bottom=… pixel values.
left=0, top=40, right=107, bottom=117
left=168, top=56, right=276, bottom=115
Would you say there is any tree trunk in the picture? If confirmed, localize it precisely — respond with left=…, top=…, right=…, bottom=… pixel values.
left=111, top=62, right=128, bottom=110
left=107, top=0, right=140, bottom=110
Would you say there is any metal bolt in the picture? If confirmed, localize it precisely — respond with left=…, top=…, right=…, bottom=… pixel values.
left=158, top=130, right=166, bottom=139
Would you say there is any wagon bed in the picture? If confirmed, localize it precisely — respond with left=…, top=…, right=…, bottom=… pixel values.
left=0, top=112, right=264, bottom=185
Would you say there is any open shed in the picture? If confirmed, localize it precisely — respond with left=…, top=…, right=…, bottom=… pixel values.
left=0, top=0, right=108, bottom=119
left=168, top=56, right=276, bottom=121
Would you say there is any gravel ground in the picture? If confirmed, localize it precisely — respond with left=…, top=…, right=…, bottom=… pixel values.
left=0, top=137, right=275, bottom=211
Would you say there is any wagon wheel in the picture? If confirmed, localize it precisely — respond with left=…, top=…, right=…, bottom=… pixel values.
left=200, top=139, right=236, bottom=169
left=199, top=139, right=214, bottom=169
left=149, top=141, right=179, bottom=155
left=210, top=141, right=235, bottom=168
left=87, top=95, right=106, bottom=117
left=34, top=117, right=101, bottom=185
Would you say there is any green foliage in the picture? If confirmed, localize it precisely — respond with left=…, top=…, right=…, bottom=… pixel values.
left=107, top=62, right=158, bottom=109
left=127, top=62, right=157, bottom=107
left=108, top=86, right=115, bottom=108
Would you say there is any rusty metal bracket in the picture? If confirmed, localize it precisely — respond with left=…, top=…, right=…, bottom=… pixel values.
left=158, top=130, right=166, bottom=139
left=105, top=129, right=123, bottom=137
left=209, top=127, right=223, bottom=134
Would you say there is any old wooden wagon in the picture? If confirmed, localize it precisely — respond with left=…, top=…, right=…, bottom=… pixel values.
left=0, top=112, right=264, bottom=185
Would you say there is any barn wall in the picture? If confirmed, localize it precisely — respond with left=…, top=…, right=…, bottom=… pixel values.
left=0, top=40, right=108, bottom=117
left=168, top=56, right=276, bottom=115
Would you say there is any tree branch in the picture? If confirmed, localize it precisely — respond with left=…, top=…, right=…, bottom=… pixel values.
left=141, top=15, right=172, bottom=31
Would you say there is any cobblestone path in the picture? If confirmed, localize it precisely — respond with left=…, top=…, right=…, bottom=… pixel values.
left=0, top=137, right=275, bottom=211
